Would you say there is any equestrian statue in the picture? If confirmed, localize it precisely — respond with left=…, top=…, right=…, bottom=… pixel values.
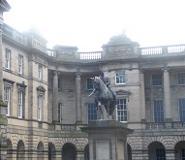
left=89, top=74, right=116, bottom=120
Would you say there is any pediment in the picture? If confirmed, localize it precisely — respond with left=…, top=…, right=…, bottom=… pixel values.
left=115, top=89, right=131, bottom=96
left=37, top=86, right=46, bottom=92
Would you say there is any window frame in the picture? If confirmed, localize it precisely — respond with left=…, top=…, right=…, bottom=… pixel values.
left=58, top=103, right=62, bottom=123
left=177, top=72, right=185, bottom=85
left=178, top=98, right=185, bottom=122
left=116, top=98, right=128, bottom=122
left=37, top=94, right=43, bottom=121
left=153, top=100, right=164, bottom=122
left=4, top=81, right=12, bottom=116
left=5, top=48, right=11, bottom=70
left=87, top=103, right=97, bottom=121
left=86, top=77, right=94, bottom=91
left=38, top=64, right=43, bottom=81
left=115, top=70, right=126, bottom=85
left=18, top=54, right=24, bottom=75
left=151, top=74, right=162, bottom=86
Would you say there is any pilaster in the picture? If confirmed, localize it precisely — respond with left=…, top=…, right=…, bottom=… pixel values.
left=53, top=70, right=58, bottom=122
left=75, top=72, right=82, bottom=124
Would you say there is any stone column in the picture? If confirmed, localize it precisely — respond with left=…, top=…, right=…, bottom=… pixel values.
left=163, top=68, right=172, bottom=121
left=140, top=70, right=146, bottom=122
left=53, top=71, right=58, bottom=122
left=75, top=72, right=82, bottom=124
left=166, top=149, right=175, bottom=160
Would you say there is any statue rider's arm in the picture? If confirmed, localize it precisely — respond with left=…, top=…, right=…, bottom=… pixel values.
left=88, top=88, right=96, bottom=97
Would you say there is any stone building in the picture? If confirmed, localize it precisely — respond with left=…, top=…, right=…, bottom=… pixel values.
left=1, top=5, right=185, bottom=160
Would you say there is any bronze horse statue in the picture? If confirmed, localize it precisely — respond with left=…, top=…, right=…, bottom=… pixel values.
left=89, top=76, right=116, bottom=120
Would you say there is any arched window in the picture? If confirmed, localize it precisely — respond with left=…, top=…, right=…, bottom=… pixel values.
left=127, top=144, right=132, bottom=160
left=84, top=145, right=89, bottom=160
left=175, top=141, right=185, bottom=160
left=148, top=142, right=166, bottom=160
left=37, top=142, right=44, bottom=160
left=62, top=143, right=77, bottom=160
left=48, top=143, right=56, bottom=160
left=17, top=140, right=25, bottom=160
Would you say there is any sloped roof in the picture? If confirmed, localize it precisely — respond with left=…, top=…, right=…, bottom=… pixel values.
left=0, top=0, right=10, bottom=12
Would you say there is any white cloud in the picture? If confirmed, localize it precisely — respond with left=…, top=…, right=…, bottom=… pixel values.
left=4, top=0, right=185, bottom=51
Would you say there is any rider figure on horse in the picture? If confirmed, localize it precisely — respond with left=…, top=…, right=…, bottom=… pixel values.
left=89, top=72, right=116, bottom=120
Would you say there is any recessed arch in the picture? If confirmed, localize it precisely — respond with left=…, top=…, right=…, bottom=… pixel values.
left=148, top=141, right=166, bottom=160
left=17, top=140, right=25, bottom=160
left=62, top=143, right=77, bottom=160
left=37, top=141, right=44, bottom=160
left=127, top=143, right=132, bottom=160
left=48, top=142, right=56, bottom=160
left=175, top=141, right=185, bottom=160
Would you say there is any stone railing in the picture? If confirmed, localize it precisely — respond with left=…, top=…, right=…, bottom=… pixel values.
left=145, top=121, right=185, bottom=130
left=3, top=24, right=28, bottom=46
left=140, top=44, right=185, bottom=56
left=50, top=123, right=88, bottom=131
left=79, top=51, right=102, bottom=60
left=47, top=49, right=56, bottom=57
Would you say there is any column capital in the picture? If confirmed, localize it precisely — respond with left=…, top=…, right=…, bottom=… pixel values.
left=161, top=66, right=170, bottom=72
left=75, top=72, right=82, bottom=77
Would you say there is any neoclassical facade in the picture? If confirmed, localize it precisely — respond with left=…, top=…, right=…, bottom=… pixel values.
left=1, top=4, right=185, bottom=160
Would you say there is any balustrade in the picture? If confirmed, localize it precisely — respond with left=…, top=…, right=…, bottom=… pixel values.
left=141, top=44, right=185, bottom=56
left=79, top=51, right=102, bottom=60
left=145, top=121, right=185, bottom=129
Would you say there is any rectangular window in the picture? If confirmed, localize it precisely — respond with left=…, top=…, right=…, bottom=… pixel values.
left=86, top=78, right=94, bottom=90
left=88, top=103, right=97, bottom=121
left=38, top=65, right=43, bottom=80
left=115, top=70, right=126, bottom=84
left=18, top=90, right=24, bottom=118
left=179, top=98, right=185, bottom=122
left=154, top=100, right=164, bottom=122
left=156, top=149, right=166, bottom=160
left=4, top=85, right=11, bottom=116
left=152, top=74, right=162, bottom=86
left=38, top=95, right=43, bottom=121
left=116, top=98, right=127, bottom=122
left=178, top=73, right=185, bottom=84
left=5, top=48, right=11, bottom=70
left=58, top=103, right=62, bottom=122
left=18, top=55, right=24, bottom=75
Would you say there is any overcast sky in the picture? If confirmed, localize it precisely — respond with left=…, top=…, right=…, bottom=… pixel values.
left=4, top=0, right=185, bottom=51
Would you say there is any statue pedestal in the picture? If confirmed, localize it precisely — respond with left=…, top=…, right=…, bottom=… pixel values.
left=82, top=120, right=133, bottom=160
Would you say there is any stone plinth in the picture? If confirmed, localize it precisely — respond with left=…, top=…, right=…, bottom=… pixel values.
left=82, top=120, right=133, bottom=160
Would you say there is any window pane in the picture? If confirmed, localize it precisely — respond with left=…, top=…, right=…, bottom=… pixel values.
left=152, top=74, right=162, bottom=85
left=156, top=149, right=166, bottom=160
left=154, top=100, right=164, bottom=122
left=18, top=55, right=23, bottom=75
left=4, top=86, right=11, bottom=116
left=178, top=73, right=185, bottom=84
left=179, top=99, right=185, bottom=122
left=5, top=48, right=11, bottom=69
left=87, top=78, right=94, bottom=90
left=116, top=99, right=127, bottom=122
left=115, top=71, right=126, bottom=84
left=88, top=103, right=97, bottom=121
